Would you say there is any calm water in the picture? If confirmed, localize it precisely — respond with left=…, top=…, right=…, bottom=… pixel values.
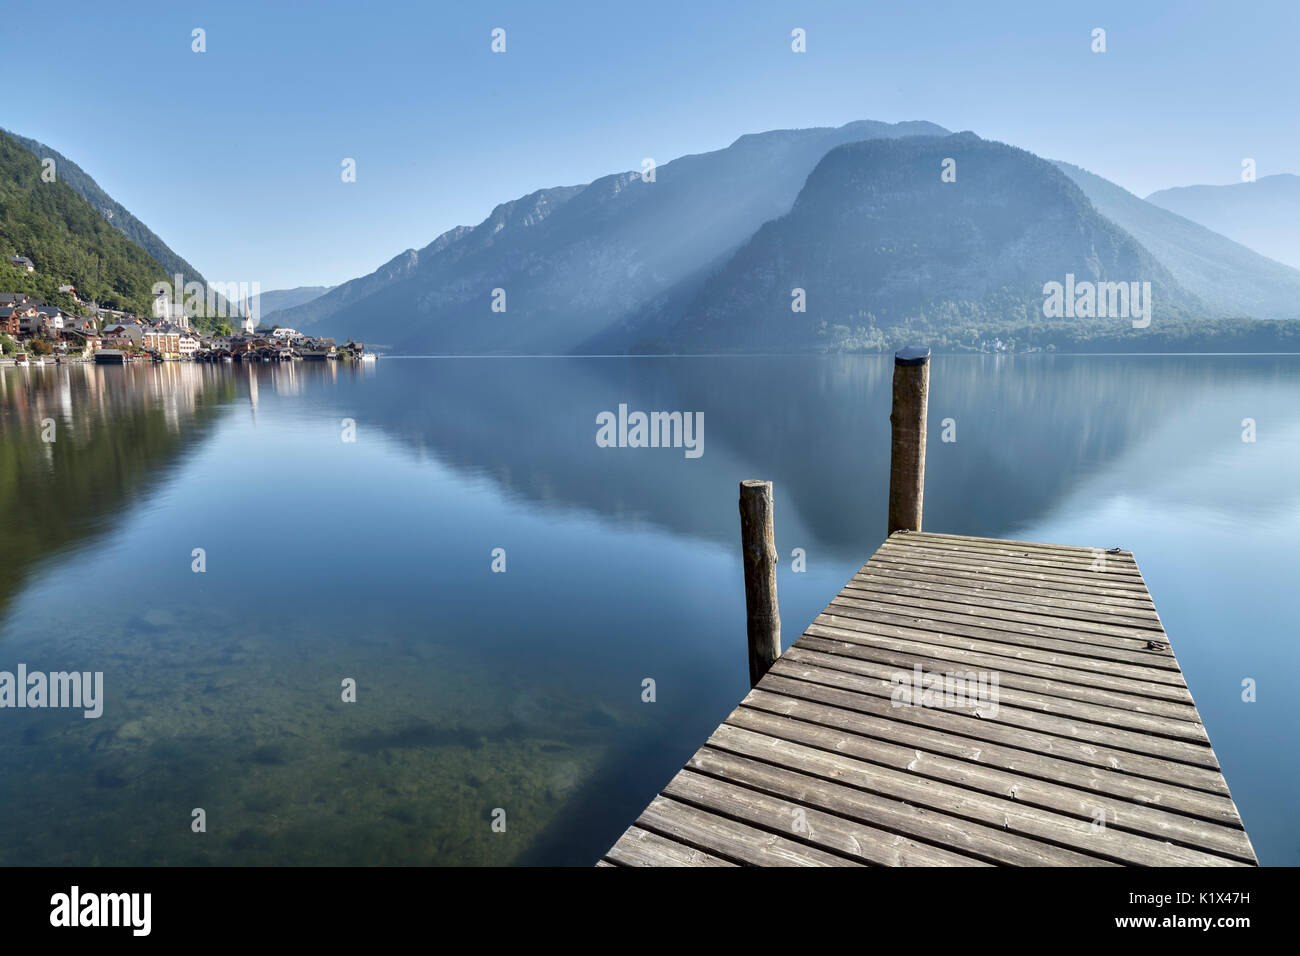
left=0, top=355, right=1296, bottom=865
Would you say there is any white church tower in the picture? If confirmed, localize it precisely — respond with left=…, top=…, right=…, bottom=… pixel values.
left=241, top=292, right=255, bottom=334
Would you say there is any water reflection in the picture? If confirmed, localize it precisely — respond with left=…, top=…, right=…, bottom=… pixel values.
left=289, top=355, right=1300, bottom=554
left=1, top=355, right=1296, bottom=865
left=0, top=364, right=235, bottom=618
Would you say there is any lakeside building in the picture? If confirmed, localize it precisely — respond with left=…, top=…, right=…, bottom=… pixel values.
left=2, top=288, right=361, bottom=364
left=0, top=305, right=35, bottom=335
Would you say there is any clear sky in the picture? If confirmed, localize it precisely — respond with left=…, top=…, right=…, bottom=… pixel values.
left=8, top=0, right=1296, bottom=289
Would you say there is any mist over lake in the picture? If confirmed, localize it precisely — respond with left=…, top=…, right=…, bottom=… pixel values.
left=0, top=355, right=1295, bottom=865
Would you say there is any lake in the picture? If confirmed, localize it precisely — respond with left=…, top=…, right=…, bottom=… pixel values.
left=0, top=355, right=1296, bottom=865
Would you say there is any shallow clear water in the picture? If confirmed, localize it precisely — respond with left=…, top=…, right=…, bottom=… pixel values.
left=0, top=355, right=1296, bottom=865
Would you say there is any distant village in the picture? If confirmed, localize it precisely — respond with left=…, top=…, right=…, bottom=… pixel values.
left=1, top=256, right=368, bottom=367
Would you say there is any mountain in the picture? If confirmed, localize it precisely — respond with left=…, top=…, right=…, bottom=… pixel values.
left=1054, top=163, right=1300, bottom=321
left=4, top=128, right=207, bottom=290
left=264, top=225, right=472, bottom=333
left=607, top=133, right=1203, bottom=352
left=0, top=130, right=168, bottom=314
left=1145, top=174, right=1300, bottom=271
left=264, top=120, right=951, bottom=351
left=250, top=285, right=332, bottom=320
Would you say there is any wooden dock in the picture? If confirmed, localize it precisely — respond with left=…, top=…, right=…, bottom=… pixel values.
left=600, top=530, right=1257, bottom=867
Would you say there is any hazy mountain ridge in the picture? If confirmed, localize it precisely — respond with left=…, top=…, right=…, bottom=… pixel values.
left=267, top=224, right=474, bottom=333
left=266, top=120, right=1298, bottom=354
left=1055, top=163, right=1300, bottom=321
left=251, top=286, right=333, bottom=318
left=613, top=134, right=1202, bottom=352
left=266, top=120, right=951, bottom=351
left=1145, top=174, right=1300, bottom=271
left=274, top=185, right=588, bottom=349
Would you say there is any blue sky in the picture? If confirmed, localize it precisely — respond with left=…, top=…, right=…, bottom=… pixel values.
left=8, top=0, right=1296, bottom=289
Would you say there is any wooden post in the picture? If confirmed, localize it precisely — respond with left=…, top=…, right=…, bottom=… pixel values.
left=739, top=480, right=781, bottom=687
left=888, top=346, right=930, bottom=536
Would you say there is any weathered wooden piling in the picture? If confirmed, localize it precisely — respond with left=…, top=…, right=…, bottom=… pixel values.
left=887, top=346, right=930, bottom=535
left=738, top=479, right=781, bottom=687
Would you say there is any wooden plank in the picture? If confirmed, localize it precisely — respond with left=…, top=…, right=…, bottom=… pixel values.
left=804, top=619, right=1192, bottom=695
left=852, top=569, right=1165, bottom=630
left=760, top=668, right=1232, bottom=794
left=686, top=746, right=1115, bottom=866
left=823, top=599, right=1184, bottom=673
left=793, top=636, right=1205, bottom=731
left=842, top=574, right=1170, bottom=642
left=740, top=688, right=1245, bottom=826
left=906, top=531, right=1132, bottom=559
left=882, top=534, right=1145, bottom=572
left=805, top=615, right=1190, bottom=699
left=663, top=770, right=989, bottom=867
left=702, top=725, right=1247, bottom=866
left=892, top=530, right=1141, bottom=562
left=635, top=795, right=863, bottom=866
left=853, top=567, right=1164, bottom=622
left=604, top=825, right=737, bottom=867
left=876, top=543, right=1154, bottom=594
left=724, top=706, right=1255, bottom=862
left=857, top=564, right=1164, bottom=616
left=830, top=591, right=1173, bottom=657
left=884, top=536, right=1143, bottom=575
left=863, top=564, right=1158, bottom=614
left=774, top=655, right=1217, bottom=767
left=881, top=541, right=1144, bottom=580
